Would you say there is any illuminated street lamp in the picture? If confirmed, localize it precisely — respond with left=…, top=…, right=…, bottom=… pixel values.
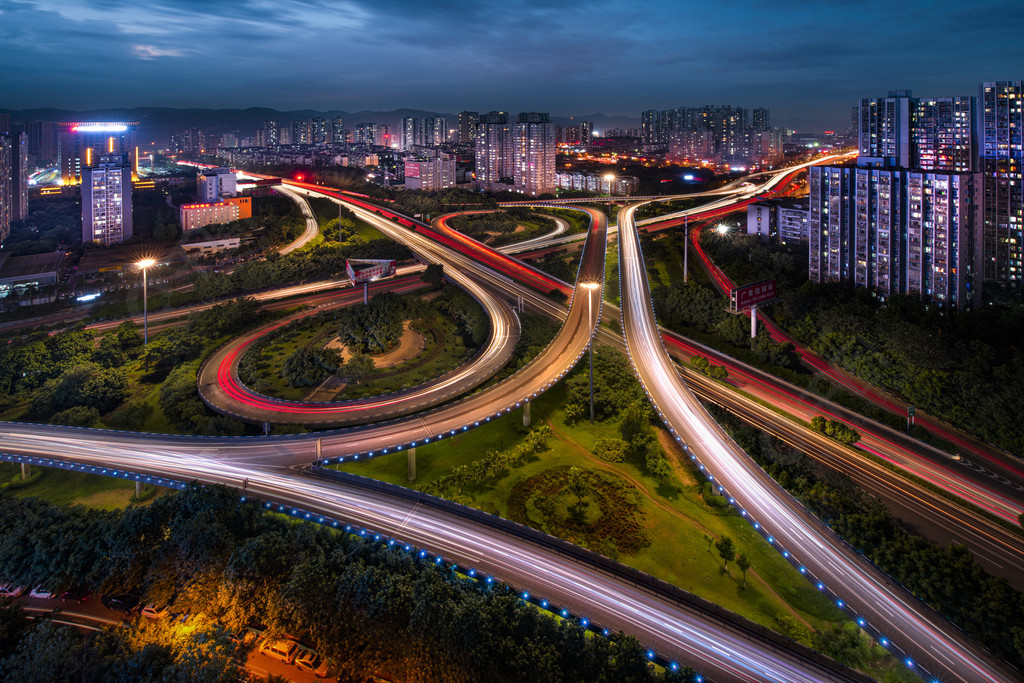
left=136, top=258, right=156, bottom=345
left=716, top=224, right=731, bottom=235
left=581, top=282, right=601, bottom=422
left=603, top=173, right=615, bottom=205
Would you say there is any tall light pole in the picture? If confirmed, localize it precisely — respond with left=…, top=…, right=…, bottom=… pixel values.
left=603, top=173, right=615, bottom=208
left=581, top=282, right=600, bottom=422
left=683, top=215, right=689, bottom=284
left=136, top=258, right=156, bottom=345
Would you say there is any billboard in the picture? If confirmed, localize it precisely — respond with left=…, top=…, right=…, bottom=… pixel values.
left=730, top=279, right=776, bottom=311
left=346, top=259, right=396, bottom=284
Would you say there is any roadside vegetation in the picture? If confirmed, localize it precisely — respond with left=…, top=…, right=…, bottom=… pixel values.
left=337, top=347, right=879, bottom=660
left=0, top=484, right=692, bottom=682
left=239, top=288, right=488, bottom=402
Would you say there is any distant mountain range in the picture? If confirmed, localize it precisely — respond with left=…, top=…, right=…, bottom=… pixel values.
left=0, top=107, right=641, bottom=146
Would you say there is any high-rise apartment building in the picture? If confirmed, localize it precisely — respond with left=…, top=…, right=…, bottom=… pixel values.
left=979, top=81, right=1024, bottom=293
left=641, top=110, right=671, bottom=151
left=513, top=112, right=556, bottom=197
left=58, top=122, right=138, bottom=184
left=808, top=163, right=979, bottom=310
left=10, top=132, right=28, bottom=222
left=82, top=153, right=132, bottom=246
left=404, top=153, right=456, bottom=191
left=401, top=117, right=448, bottom=150
left=808, top=88, right=987, bottom=309
left=752, top=108, right=770, bottom=130
left=0, top=128, right=29, bottom=241
left=580, top=121, right=593, bottom=145
left=458, top=111, right=479, bottom=145
left=0, top=136, right=11, bottom=243
left=858, top=91, right=974, bottom=171
left=262, top=120, right=279, bottom=147
left=645, top=106, right=773, bottom=165
left=474, top=112, right=513, bottom=185
left=182, top=128, right=206, bottom=155
left=354, top=123, right=390, bottom=147
left=24, top=121, right=58, bottom=166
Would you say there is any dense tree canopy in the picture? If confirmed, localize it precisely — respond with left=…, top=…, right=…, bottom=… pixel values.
left=0, top=486, right=688, bottom=682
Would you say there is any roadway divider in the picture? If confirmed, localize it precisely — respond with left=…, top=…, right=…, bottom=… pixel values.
left=304, top=464, right=871, bottom=683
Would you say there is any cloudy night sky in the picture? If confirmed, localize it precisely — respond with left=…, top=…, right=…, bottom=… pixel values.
left=1, top=0, right=1021, bottom=130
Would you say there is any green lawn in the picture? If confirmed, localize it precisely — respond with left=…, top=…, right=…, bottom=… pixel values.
left=338, top=383, right=843, bottom=636
left=604, top=247, right=620, bottom=306
left=0, top=463, right=172, bottom=510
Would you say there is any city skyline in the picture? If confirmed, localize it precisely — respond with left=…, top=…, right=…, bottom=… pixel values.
left=2, top=0, right=1022, bottom=130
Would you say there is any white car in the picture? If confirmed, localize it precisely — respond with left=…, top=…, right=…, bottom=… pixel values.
left=29, top=586, right=55, bottom=599
left=0, top=583, right=26, bottom=598
left=141, top=603, right=170, bottom=620
left=295, top=648, right=331, bottom=678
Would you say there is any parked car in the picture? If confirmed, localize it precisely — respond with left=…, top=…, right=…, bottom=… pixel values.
left=258, top=637, right=299, bottom=664
left=101, top=593, right=141, bottom=613
left=141, top=603, right=170, bottom=620
left=29, top=586, right=55, bottom=599
left=0, top=583, right=26, bottom=598
left=295, top=648, right=331, bottom=678
left=60, top=587, right=93, bottom=603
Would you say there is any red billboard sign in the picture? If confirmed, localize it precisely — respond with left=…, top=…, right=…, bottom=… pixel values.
left=730, top=279, right=776, bottom=311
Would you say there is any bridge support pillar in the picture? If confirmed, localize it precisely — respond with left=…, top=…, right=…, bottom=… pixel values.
left=135, top=480, right=144, bottom=498
left=408, top=447, right=416, bottom=482
left=750, top=305, right=758, bottom=339
left=20, top=463, right=30, bottom=480
left=523, top=401, right=531, bottom=427
left=364, top=282, right=369, bottom=305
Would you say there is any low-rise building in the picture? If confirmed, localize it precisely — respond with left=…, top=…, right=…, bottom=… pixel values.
left=0, top=251, right=66, bottom=308
left=179, top=196, right=252, bottom=232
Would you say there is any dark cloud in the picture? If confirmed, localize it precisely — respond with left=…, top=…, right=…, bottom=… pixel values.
left=0, top=0, right=1019, bottom=129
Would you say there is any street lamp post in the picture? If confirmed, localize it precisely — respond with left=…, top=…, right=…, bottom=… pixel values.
left=683, top=215, right=689, bottom=284
left=603, top=173, right=615, bottom=207
left=136, top=258, right=156, bottom=345
left=581, top=282, right=600, bottom=422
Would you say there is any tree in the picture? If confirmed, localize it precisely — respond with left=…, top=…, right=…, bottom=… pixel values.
left=336, top=292, right=406, bottom=354
left=592, top=438, right=627, bottom=463
left=645, top=450, right=672, bottom=481
left=345, top=352, right=376, bottom=379
left=566, top=467, right=589, bottom=510
left=736, top=553, right=751, bottom=588
left=703, top=534, right=714, bottom=552
left=422, top=263, right=445, bottom=288
left=142, top=327, right=204, bottom=371
left=619, top=400, right=650, bottom=442
left=281, top=347, right=342, bottom=387
left=715, top=536, right=736, bottom=573
left=50, top=406, right=101, bottom=427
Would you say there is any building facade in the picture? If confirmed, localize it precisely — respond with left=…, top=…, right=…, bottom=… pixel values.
left=58, top=122, right=138, bottom=185
left=808, top=165, right=979, bottom=309
left=404, top=154, right=456, bottom=191
left=179, top=196, right=252, bottom=232
left=512, top=113, right=557, bottom=197
left=197, top=167, right=237, bottom=202
left=474, top=111, right=513, bottom=186
left=82, top=153, right=133, bottom=246
left=979, top=81, right=1024, bottom=293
